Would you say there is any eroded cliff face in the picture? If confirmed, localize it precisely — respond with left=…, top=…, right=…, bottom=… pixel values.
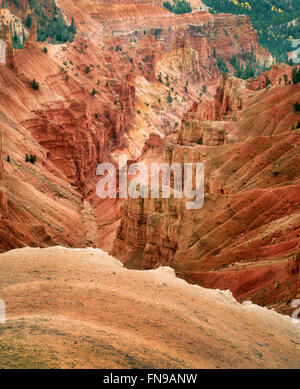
left=178, top=120, right=227, bottom=146
left=0, top=0, right=270, bottom=252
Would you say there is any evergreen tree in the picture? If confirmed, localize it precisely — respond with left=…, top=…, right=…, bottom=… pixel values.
left=26, top=14, right=32, bottom=29
left=294, top=101, right=300, bottom=112
left=69, top=17, right=77, bottom=34
left=217, top=56, right=228, bottom=73
left=32, top=79, right=39, bottom=90
left=266, top=76, right=272, bottom=87
left=32, top=1, right=77, bottom=43
left=292, top=67, right=300, bottom=84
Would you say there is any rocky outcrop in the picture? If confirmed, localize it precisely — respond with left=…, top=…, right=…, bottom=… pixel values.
left=141, top=132, right=165, bottom=155
left=178, top=120, right=226, bottom=146
left=182, top=98, right=217, bottom=122
left=181, top=73, right=249, bottom=124
left=113, top=193, right=183, bottom=266
left=247, top=64, right=294, bottom=90
left=215, top=73, right=248, bottom=120
left=0, top=24, right=16, bottom=70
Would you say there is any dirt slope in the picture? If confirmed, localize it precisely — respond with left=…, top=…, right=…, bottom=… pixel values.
left=0, top=246, right=299, bottom=369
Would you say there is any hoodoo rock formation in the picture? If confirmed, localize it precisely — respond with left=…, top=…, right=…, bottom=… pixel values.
left=0, top=24, right=16, bottom=70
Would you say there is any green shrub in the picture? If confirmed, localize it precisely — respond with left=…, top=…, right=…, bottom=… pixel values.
left=294, top=102, right=300, bottom=112
left=31, top=79, right=39, bottom=90
left=266, top=76, right=272, bottom=86
left=292, top=67, right=300, bottom=84
left=25, top=153, right=37, bottom=164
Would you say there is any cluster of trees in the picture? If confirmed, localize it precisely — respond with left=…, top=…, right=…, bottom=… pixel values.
left=25, top=153, right=37, bottom=164
left=33, top=0, right=77, bottom=44
left=230, top=55, right=255, bottom=79
left=216, top=56, right=229, bottom=73
left=163, top=0, right=192, bottom=15
left=214, top=48, right=271, bottom=79
left=205, top=0, right=300, bottom=63
left=4, top=0, right=77, bottom=46
left=292, top=67, right=300, bottom=84
left=150, top=28, right=162, bottom=38
left=230, top=53, right=269, bottom=79
left=2, top=0, right=22, bottom=9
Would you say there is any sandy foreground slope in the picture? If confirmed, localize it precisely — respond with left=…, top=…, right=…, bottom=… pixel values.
left=0, top=246, right=299, bottom=369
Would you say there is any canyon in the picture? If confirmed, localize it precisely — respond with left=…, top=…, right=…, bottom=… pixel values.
left=0, top=0, right=299, bottom=326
